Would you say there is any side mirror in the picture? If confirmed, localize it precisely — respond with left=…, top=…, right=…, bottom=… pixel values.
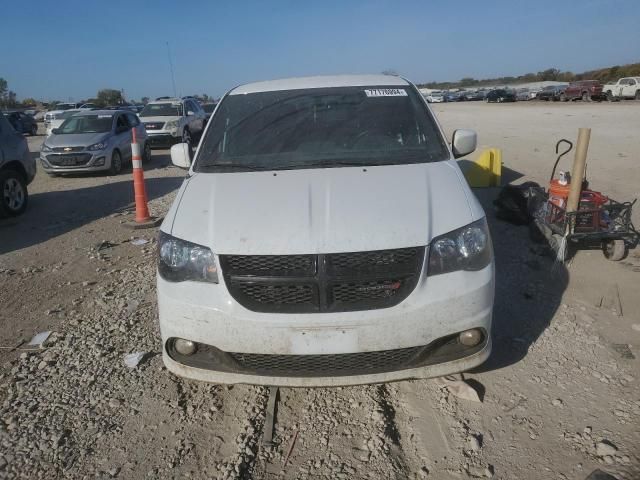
left=51, top=128, right=60, bottom=135
left=187, top=111, right=195, bottom=116
left=170, top=143, right=191, bottom=169
left=451, top=129, right=477, bottom=158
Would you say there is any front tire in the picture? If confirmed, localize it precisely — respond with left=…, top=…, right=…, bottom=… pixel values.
left=143, top=142, right=151, bottom=162
left=181, top=129, right=193, bottom=158
left=0, top=170, right=28, bottom=218
left=602, top=239, right=626, bottom=261
left=109, top=150, right=123, bottom=175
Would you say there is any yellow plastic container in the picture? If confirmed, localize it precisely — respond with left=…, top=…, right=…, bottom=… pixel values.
left=458, top=148, right=502, bottom=187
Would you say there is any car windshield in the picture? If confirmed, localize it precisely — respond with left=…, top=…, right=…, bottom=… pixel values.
left=140, top=103, right=183, bottom=117
left=57, top=114, right=113, bottom=134
left=195, top=86, right=448, bottom=172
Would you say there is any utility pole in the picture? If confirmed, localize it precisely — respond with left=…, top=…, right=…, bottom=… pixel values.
left=166, top=42, right=178, bottom=97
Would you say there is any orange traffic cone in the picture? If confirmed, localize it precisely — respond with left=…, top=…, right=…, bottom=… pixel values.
left=126, top=129, right=161, bottom=229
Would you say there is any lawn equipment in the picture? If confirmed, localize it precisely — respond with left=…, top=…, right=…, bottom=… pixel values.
left=531, top=138, right=639, bottom=261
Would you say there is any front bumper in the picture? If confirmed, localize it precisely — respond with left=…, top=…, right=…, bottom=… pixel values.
left=40, top=151, right=111, bottom=173
left=157, top=258, right=495, bottom=387
left=146, top=131, right=180, bottom=148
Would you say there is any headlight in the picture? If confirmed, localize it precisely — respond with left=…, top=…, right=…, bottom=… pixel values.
left=41, top=144, right=52, bottom=152
left=88, top=141, right=108, bottom=151
left=164, top=120, right=179, bottom=130
left=158, top=231, right=218, bottom=283
left=428, top=218, right=492, bottom=276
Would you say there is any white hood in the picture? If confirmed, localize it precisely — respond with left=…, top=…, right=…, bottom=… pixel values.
left=166, top=161, right=482, bottom=255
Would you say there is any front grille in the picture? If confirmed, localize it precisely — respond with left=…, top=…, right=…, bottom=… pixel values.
left=229, top=347, right=421, bottom=376
left=144, top=122, right=164, bottom=130
left=219, top=247, right=424, bottom=313
left=46, top=153, right=92, bottom=166
left=224, top=254, right=315, bottom=276
left=52, top=146, right=84, bottom=153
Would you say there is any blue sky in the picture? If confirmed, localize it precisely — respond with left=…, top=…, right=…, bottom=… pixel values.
left=2, top=0, right=638, bottom=102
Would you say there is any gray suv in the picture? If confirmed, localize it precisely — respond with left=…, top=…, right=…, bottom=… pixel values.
left=0, top=111, right=37, bottom=217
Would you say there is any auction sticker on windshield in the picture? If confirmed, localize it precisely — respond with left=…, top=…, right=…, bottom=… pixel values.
left=364, top=88, right=408, bottom=97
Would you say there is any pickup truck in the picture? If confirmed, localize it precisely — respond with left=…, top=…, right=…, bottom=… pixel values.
left=602, top=77, right=640, bottom=100
left=560, top=80, right=605, bottom=102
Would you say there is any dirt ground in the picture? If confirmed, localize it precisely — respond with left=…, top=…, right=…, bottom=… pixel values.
left=1, top=101, right=639, bottom=480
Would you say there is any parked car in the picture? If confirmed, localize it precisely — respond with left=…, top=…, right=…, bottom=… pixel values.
left=516, top=89, right=531, bottom=101
left=425, top=91, right=445, bottom=103
left=444, top=91, right=461, bottom=102
left=485, top=89, right=516, bottom=103
left=79, top=103, right=98, bottom=110
left=39, top=110, right=149, bottom=176
left=45, top=109, right=83, bottom=136
left=602, top=77, right=640, bottom=100
left=158, top=74, right=494, bottom=387
left=202, top=103, right=218, bottom=123
left=561, top=80, right=605, bottom=102
left=465, top=90, right=486, bottom=101
left=536, top=85, right=565, bottom=101
left=6, top=112, right=39, bottom=136
left=139, top=97, right=206, bottom=150
left=0, top=111, right=36, bottom=217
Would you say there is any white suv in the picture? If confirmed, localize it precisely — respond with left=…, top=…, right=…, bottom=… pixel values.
left=158, top=75, right=494, bottom=387
left=138, top=97, right=206, bottom=150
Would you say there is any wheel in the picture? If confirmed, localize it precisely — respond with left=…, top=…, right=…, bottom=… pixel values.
left=0, top=169, right=28, bottom=218
left=30, top=124, right=38, bottom=136
left=181, top=129, right=193, bottom=158
left=602, top=239, right=626, bottom=261
left=108, top=150, right=123, bottom=175
left=143, top=142, right=151, bottom=162
left=559, top=93, right=567, bottom=102
left=581, top=92, right=590, bottom=102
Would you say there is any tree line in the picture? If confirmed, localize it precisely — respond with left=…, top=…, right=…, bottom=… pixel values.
left=418, top=62, right=640, bottom=90
left=0, top=80, right=216, bottom=110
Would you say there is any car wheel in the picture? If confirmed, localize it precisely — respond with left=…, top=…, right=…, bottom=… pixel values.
left=109, top=150, right=123, bottom=175
left=31, top=124, right=38, bottom=136
left=182, top=129, right=193, bottom=158
left=0, top=170, right=28, bottom=218
left=143, top=142, right=151, bottom=162
left=581, top=92, right=590, bottom=102
left=602, top=239, right=626, bottom=261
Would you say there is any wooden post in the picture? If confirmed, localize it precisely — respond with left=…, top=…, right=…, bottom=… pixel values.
left=565, top=128, right=591, bottom=215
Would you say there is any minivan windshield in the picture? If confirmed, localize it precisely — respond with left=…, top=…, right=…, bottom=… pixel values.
left=57, top=115, right=113, bottom=134
left=195, top=86, right=448, bottom=172
left=140, top=103, right=184, bottom=117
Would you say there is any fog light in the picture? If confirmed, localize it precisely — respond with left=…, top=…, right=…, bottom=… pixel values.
left=174, top=339, right=197, bottom=356
left=93, top=156, right=105, bottom=166
left=459, top=329, right=483, bottom=347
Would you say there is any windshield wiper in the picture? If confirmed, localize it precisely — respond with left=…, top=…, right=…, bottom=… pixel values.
left=198, top=164, right=273, bottom=172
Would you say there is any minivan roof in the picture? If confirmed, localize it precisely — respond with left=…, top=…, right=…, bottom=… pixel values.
left=230, top=75, right=410, bottom=95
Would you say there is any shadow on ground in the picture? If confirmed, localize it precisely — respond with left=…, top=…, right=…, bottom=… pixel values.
left=0, top=176, right=182, bottom=255
left=472, top=186, right=569, bottom=372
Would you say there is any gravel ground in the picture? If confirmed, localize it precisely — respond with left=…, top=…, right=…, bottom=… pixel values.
left=1, top=102, right=639, bottom=479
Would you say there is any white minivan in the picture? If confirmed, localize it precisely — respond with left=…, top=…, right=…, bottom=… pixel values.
left=157, top=75, right=494, bottom=387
